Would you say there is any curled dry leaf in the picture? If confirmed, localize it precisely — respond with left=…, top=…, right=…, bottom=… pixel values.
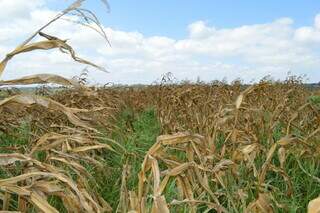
left=152, top=195, right=170, bottom=213
left=246, top=193, right=273, bottom=213
left=71, top=144, right=115, bottom=153
left=30, top=191, right=59, bottom=213
left=0, top=154, right=31, bottom=166
left=235, top=94, right=244, bottom=109
left=308, top=197, right=320, bottom=213
left=0, top=0, right=114, bottom=212
left=241, top=144, right=259, bottom=155
left=212, top=159, right=234, bottom=173
left=0, top=35, right=106, bottom=77
left=278, top=147, right=286, bottom=169
left=259, top=143, right=278, bottom=184
left=256, top=193, right=273, bottom=213
left=0, top=94, right=92, bottom=129
left=0, top=74, right=82, bottom=87
left=235, top=85, right=256, bottom=109
left=277, top=136, right=294, bottom=146
left=67, top=0, right=85, bottom=11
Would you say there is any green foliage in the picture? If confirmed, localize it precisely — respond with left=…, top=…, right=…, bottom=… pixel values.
left=0, top=122, right=30, bottom=179
left=0, top=122, right=30, bottom=154
left=1, top=105, right=319, bottom=212
left=270, top=155, right=320, bottom=212
left=99, top=106, right=320, bottom=212
left=96, top=107, right=161, bottom=209
left=309, top=95, right=320, bottom=106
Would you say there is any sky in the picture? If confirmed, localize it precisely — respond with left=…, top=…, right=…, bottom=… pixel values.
left=0, top=0, right=320, bottom=84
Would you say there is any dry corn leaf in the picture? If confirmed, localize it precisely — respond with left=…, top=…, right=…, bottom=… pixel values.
left=116, top=162, right=130, bottom=213
left=278, top=147, right=286, bottom=169
left=259, top=143, right=278, bottom=184
left=241, top=144, right=258, bottom=155
left=0, top=172, right=93, bottom=212
left=152, top=196, right=169, bottom=213
left=71, top=144, right=114, bottom=152
left=236, top=94, right=244, bottom=109
left=308, top=197, right=320, bottom=213
left=0, top=186, right=59, bottom=213
left=0, top=38, right=106, bottom=77
left=67, top=0, right=85, bottom=11
left=30, top=191, right=59, bottom=213
left=212, top=159, right=234, bottom=173
left=157, top=132, right=195, bottom=146
left=49, top=157, right=89, bottom=177
left=2, top=192, right=10, bottom=211
left=277, top=136, right=294, bottom=146
left=256, top=193, right=273, bottom=213
left=0, top=94, right=92, bottom=129
left=0, top=185, right=30, bottom=196
left=31, top=180, right=63, bottom=194
left=157, top=176, right=170, bottom=195
left=0, top=74, right=81, bottom=87
left=0, top=154, right=30, bottom=166
left=235, top=85, right=255, bottom=109
left=167, top=162, right=193, bottom=176
left=129, top=191, right=138, bottom=211
left=149, top=155, right=161, bottom=197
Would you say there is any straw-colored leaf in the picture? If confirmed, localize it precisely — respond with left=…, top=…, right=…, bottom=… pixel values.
left=0, top=37, right=106, bottom=77
left=152, top=196, right=170, bottom=213
left=71, top=144, right=114, bottom=152
left=308, top=197, right=320, bottom=213
left=256, top=193, right=273, bottom=213
left=0, top=94, right=91, bottom=129
left=278, top=147, right=286, bottom=169
left=0, top=74, right=81, bottom=87
left=30, top=191, right=59, bottom=213
left=235, top=94, right=244, bottom=109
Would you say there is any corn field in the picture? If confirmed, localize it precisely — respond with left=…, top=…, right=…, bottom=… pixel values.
left=0, top=1, right=320, bottom=212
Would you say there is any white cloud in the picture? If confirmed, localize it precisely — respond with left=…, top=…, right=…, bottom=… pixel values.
left=0, top=0, right=44, bottom=21
left=294, top=14, right=320, bottom=44
left=315, top=14, right=320, bottom=29
left=0, top=1, right=319, bottom=84
left=188, top=21, right=216, bottom=39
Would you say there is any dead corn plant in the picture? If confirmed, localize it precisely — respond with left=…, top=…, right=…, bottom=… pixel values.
left=0, top=0, right=120, bottom=212
left=122, top=81, right=320, bottom=212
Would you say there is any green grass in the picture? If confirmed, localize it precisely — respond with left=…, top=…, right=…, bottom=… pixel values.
left=268, top=155, right=320, bottom=212
left=1, top=107, right=319, bottom=212
left=0, top=122, right=30, bottom=180
left=96, top=107, right=161, bottom=209
left=0, top=108, right=161, bottom=211
left=0, top=122, right=30, bottom=153
left=309, top=95, right=320, bottom=107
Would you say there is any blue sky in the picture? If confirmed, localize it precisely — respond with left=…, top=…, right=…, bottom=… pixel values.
left=83, top=0, right=320, bottom=38
left=0, top=0, right=319, bottom=84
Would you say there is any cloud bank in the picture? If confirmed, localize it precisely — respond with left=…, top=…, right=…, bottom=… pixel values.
left=0, top=1, right=319, bottom=84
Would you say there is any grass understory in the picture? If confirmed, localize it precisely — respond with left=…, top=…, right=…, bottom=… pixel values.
left=98, top=107, right=161, bottom=209
left=97, top=107, right=320, bottom=212
left=0, top=107, right=320, bottom=212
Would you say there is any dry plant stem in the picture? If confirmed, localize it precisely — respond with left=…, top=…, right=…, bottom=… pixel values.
left=17, top=0, right=85, bottom=49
